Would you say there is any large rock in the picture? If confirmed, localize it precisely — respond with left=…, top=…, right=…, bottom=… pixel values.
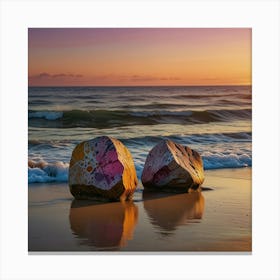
left=141, top=140, right=204, bottom=192
left=69, top=136, right=138, bottom=201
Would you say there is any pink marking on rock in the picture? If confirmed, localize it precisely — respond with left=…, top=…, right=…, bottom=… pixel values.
left=103, top=161, right=124, bottom=180
left=153, top=166, right=171, bottom=184
left=95, top=139, right=110, bottom=161
left=69, top=136, right=138, bottom=201
left=141, top=140, right=204, bottom=192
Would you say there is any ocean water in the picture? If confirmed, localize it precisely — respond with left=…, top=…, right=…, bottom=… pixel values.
left=28, top=86, right=252, bottom=184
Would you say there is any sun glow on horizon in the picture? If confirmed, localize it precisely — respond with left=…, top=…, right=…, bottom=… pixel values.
left=28, top=28, right=251, bottom=86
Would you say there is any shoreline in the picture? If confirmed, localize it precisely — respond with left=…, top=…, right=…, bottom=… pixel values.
left=28, top=167, right=251, bottom=252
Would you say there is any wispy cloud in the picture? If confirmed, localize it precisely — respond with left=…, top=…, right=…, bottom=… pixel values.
left=28, top=72, right=183, bottom=86
left=129, top=75, right=181, bottom=82
left=29, top=72, right=83, bottom=79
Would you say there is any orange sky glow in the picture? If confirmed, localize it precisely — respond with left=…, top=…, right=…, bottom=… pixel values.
left=28, top=28, right=251, bottom=86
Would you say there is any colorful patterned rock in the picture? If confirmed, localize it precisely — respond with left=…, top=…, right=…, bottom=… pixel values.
left=141, top=140, right=205, bottom=192
left=69, top=136, right=138, bottom=201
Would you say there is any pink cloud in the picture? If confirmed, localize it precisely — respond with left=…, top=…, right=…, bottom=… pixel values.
left=30, top=72, right=83, bottom=79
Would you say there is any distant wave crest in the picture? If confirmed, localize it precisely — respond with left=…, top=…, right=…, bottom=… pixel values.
left=28, top=108, right=251, bottom=128
left=29, top=111, right=63, bottom=120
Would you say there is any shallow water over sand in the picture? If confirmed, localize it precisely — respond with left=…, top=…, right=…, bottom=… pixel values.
left=28, top=168, right=251, bottom=252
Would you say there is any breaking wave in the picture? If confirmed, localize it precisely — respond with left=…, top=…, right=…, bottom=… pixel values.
left=28, top=151, right=251, bottom=184
left=28, top=159, right=69, bottom=183
left=28, top=108, right=251, bottom=128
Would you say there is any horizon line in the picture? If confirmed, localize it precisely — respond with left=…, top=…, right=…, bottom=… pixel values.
left=28, top=84, right=252, bottom=88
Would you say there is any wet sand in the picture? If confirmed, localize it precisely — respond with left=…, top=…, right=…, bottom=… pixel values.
left=28, top=168, right=251, bottom=252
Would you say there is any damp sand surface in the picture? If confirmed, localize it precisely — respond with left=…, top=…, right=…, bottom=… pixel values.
left=28, top=168, right=251, bottom=252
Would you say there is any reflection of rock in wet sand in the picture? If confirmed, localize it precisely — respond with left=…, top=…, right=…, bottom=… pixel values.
left=69, top=200, right=138, bottom=250
left=143, top=191, right=204, bottom=232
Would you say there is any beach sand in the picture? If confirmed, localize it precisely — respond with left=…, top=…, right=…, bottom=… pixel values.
left=28, top=168, right=251, bottom=252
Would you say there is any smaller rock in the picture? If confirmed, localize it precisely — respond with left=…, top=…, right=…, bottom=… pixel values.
left=141, top=140, right=205, bottom=192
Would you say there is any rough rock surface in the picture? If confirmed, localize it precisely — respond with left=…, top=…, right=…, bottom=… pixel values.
left=141, top=140, right=204, bottom=192
left=69, top=136, right=138, bottom=201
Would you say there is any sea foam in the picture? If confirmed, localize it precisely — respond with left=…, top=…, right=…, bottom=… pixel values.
left=28, top=152, right=251, bottom=184
left=202, top=152, right=251, bottom=169
left=28, top=160, right=69, bottom=183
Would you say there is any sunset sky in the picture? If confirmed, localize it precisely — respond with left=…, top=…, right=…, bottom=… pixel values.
left=28, top=28, right=251, bottom=86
